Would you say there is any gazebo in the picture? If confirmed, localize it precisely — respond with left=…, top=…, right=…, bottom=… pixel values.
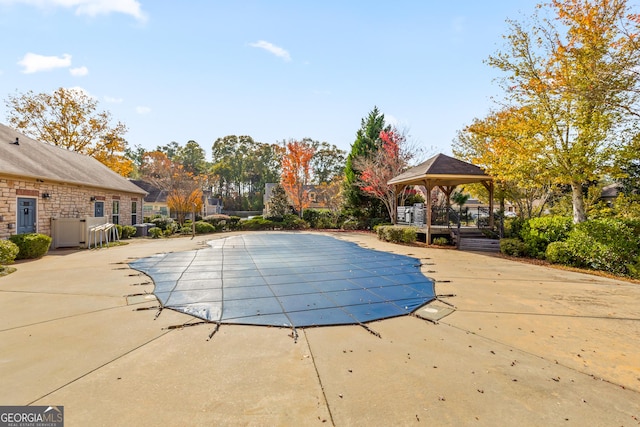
left=388, top=153, right=494, bottom=243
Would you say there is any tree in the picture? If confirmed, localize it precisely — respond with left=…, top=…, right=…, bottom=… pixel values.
left=156, top=141, right=181, bottom=160
left=314, top=177, right=344, bottom=212
left=453, top=107, right=554, bottom=218
left=167, top=185, right=204, bottom=226
left=175, top=140, right=208, bottom=176
left=451, top=191, right=470, bottom=218
left=210, top=135, right=283, bottom=210
left=139, top=151, right=174, bottom=191
left=281, top=139, right=315, bottom=217
left=354, top=128, right=413, bottom=223
left=125, top=144, right=148, bottom=178
left=487, top=0, right=640, bottom=223
left=164, top=159, right=204, bottom=225
left=265, top=183, right=290, bottom=218
left=4, top=87, right=132, bottom=176
left=307, top=139, right=346, bottom=184
left=343, top=106, right=390, bottom=218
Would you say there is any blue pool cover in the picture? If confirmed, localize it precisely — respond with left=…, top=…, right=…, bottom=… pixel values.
left=129, top=233, right=436, bottom=328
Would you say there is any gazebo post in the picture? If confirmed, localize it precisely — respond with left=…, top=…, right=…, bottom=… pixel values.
left=482, top=180, right=495, bottom=229
left=424, top=179, right=432, bottom=244
left=489, top=180, right=495, bottom=229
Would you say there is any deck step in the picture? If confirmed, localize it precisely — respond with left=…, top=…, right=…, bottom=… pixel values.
left=458, top=237, right=500, bottom=252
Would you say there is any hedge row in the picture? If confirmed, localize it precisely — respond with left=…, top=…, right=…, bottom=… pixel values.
left=375, top=225, right=418, bottom=244
left=501, top=216, right=640, bottom=278
left=1, top=233, right=52, bottom=261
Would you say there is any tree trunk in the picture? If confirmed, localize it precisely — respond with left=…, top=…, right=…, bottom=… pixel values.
left=571, top=182, right=587, bottom=223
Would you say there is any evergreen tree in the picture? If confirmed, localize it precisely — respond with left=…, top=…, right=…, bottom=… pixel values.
left=265, top=183, right=290, bottom=219
left=343, top=106, right=390, bottom=220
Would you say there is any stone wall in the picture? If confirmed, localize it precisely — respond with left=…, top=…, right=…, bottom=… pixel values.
left=0, top=175, right=143, bottom=240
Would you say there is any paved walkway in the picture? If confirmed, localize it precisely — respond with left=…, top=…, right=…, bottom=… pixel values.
left=1, top=231, right=639, bottom=426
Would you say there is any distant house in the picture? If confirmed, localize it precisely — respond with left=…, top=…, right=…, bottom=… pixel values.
left=0, top=124, right=146, bottom=247
left=601, top=183, right=622, bottom=206
left=203, top=194, right=224, bottom=216
left=130, top=179, right=170, bottom=218
left=263, top=183, right=333, bottom=216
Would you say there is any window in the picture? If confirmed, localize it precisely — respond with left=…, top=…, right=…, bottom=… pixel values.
left=94, top=201, right=104, bottom=217
left=112, top=200, right=120, bottom=224
left=131, top=201, right=137, bottom=225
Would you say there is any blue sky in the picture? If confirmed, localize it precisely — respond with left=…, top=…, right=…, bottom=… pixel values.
left=0, top=0, right=539, bottom=159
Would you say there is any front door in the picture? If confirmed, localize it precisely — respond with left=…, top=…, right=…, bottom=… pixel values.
left=17, top=197, right=36, bottom=234
left=94, top=201, right=104, bottom=217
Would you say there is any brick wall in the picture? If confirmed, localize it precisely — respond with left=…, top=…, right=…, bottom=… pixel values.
left=0, top=176, right=143, bottom=240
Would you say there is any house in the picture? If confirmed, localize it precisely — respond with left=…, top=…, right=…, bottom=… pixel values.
left=130, top=179, right=170, bottom=218
left=263, top=183, right=335, bottom=216
left=0, top=124, right=146, bottom=247
left=601, top=183, right=622, bottom=206
left=203, top=193, right=224, bottom=216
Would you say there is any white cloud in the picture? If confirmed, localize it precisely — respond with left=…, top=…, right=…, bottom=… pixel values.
left=385, top=114, right=399, bottom=127
left=69, top=65, right=88, bottom=76
left=104, top=95, right=123, bottom=103
left=18, top=52, right=71, bottom=73
left=1, top=0, right=147, bottom=22
left=249, top=40, right=291, bottom=62
left=136, top=106, right=151, bottom=114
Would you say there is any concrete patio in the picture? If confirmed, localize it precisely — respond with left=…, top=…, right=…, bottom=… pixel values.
left=1, top=231, right=639, bottom=426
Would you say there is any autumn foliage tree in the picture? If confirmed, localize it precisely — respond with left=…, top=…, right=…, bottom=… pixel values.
left=454, top=106, right=555, bottom=218
left=354, top=128, right=413, bottom=223
left=139, top=151, right=174, bottom=191
left=166, top=164, right=204, bottom=225
left=486, top=0, right=640, bottom=223
left=281, top=140, right=315, bottom=217
left=4, top=87, right=132, bottom=176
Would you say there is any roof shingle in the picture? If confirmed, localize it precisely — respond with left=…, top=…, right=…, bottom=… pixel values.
left=0, top=123, right=146, bottom=195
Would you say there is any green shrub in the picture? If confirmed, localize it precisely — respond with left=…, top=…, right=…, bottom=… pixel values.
left=626, top=256, right=640, bottom=279
left=562, top=218, right=639, bottom=276
left=194, top=221, right=215, bottom=234
left=375, top=226, right=417, bottom=244
left=303, top=209, right=339, bottom=229
left=202, top=214, right=231, bottom=231
left=520, top=216, right=573, bottom=258
left=545, top=241, right=574, bottom=264
left=432, top=237, right=449, bottom=246
left=500, top=238, right=527, bottom=257
left=151, top=216, right=175, bottom=231
left=503, top=217, right=525, bottom=239
left=240, top=216, right=275, bottom=231
left=148, top=227, right=163, bottom=239
left=401, top=227, right=417, bottom=243
left=0, top=239, right=20, bottom=264
left=342, top=217, right=368, bottom=230
left=228, top=216, right=241, bottom=230
left=116, top=225, right=136, bottom=239
left=280, top=214, right=308, bottom=230
left=9, top=233, right=52, bottom=260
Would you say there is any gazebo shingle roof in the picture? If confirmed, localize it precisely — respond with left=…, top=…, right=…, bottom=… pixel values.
left=388, top=153, right=491, bottom=187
